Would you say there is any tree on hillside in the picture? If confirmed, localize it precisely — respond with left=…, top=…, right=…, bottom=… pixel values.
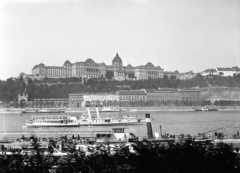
left=106, top=70, right=114, bottom=80
left=128, top=72, right=135, bottom=79
left=19, top=99, right=27, bottom=108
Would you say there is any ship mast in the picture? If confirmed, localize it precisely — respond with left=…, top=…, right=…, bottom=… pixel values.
left=96, top=107, right=100, bottom=118
left=87, top=108, right=92, bottom=121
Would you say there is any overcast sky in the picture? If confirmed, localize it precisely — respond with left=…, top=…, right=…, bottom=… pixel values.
left=0, top=0, right=239, bottom=80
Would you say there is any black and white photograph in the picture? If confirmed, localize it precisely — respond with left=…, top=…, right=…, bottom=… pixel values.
left=0, top=0, right=240, bottom=172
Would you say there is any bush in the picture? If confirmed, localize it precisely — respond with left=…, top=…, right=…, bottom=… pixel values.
left=0, top=138, right=240, bottom=173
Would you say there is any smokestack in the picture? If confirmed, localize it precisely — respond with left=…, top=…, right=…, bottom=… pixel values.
left=159, top=125, right=163, bottom=139
left=145, top=114, right=153, bottom=139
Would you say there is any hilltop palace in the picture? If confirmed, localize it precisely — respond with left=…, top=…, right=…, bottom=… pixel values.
left=31, top=53, right=164, bottom=81
left=20, top=53, right=240, bottom=82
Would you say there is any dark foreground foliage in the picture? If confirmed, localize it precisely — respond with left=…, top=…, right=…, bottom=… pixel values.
left=0, top=139, right=240, bottom=173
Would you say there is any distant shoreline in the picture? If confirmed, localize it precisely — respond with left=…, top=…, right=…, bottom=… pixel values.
left=1, top=106, right=240, bottom=114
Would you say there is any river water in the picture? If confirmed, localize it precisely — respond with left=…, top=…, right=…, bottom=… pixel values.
left=0, top=111, right=240, bottom=138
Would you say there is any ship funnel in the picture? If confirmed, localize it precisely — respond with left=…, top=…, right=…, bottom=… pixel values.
left=145, top=114, right=153, bottom=139
left=159, top=125, right=163, bottom=139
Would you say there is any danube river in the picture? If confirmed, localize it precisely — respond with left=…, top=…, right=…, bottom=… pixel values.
left=0, top=110, right=240, bottom=138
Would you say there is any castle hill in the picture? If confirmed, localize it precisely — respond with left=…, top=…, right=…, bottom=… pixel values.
left=1, top=1, right=240, bottom=172
left=0, top=53, right=239, bottom=109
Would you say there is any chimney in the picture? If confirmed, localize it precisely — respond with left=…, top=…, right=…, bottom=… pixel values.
left=145, top=114, right=153, bottom=139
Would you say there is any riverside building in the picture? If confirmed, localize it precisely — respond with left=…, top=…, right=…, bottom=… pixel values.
left=144, top=88, right=180, bottom=102
left=179, top=89, right=201, bottom=102
left=27, top=98, right=69, bottom=108
left=31, top=53, right=164, bottom=81
left=200, top=87, right=240, bottom=103
left=69, top=93, right=84, bottom=107
left=144, top=88, right=201, bottom=102
left=117, top=90, right=147, bottom=102
left=68, top=88, right=201, bottom=107
left=83, top=93, right=119, bottom=107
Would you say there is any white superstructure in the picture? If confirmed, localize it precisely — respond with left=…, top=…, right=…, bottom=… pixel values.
left=25, top=108, right=145, bottom=127
left=78, top=108, right=145, bottom=126
left=25, top=115, right=79, bottom=127
left=99, top=107, right=122, bottom=112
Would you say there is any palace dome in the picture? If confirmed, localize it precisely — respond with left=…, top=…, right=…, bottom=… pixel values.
left=85, top=58, right=95, bottom=64
left=145, top=62, right=154, bottom=67
left=112, top=53, right=122, bottom=63
left=32, top=65, right=38, bottom=70
left=63, top=60, right=71, bottom=65
left=39, top=63, right=45, bottom=67
left=127, top=64, right=132, bottom=67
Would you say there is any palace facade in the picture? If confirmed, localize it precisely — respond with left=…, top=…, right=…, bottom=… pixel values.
left=32, top=53, right=164, bottom=80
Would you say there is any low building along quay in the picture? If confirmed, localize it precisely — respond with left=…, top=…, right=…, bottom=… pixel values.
left=18, top=88, right=202, bottom=108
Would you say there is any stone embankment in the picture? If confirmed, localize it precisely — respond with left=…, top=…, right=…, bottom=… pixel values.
left=65, top=106, right=240, bottom=112
left=0, top=108, right=22, bottom=114
left=0, top=106, right=239, bottom=114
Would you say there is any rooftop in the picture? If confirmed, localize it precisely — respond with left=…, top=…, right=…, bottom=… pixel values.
left=85, top=58, right=95, bottom=64
left=112, top=53, right=122, bottom=63
left=117, top=90, right=147, bottom=95
left=203, top=69, right=218, bottom=73
left=156, top=88, right=179, bottom=92
left=143, top=89, right=155, bottom=93
left=217, top=67, right=236, bottom=72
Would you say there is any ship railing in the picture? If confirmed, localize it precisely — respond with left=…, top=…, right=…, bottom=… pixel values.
left=32, top=115, right=70, bottom=120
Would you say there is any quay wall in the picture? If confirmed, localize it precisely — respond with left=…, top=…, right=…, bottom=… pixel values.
left=65, top=106, right=240, bottom=112
left=1, top=106, right=240, bottom=114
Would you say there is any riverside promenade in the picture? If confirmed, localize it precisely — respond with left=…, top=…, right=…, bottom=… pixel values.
left=64, top=106, right=240, bottom=112
left=1, top=106, right=240, bottom=114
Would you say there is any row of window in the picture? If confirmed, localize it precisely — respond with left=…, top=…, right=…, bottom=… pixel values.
left=120, top=95, right=146, bottom=98
left=74, top=73, right=101, bottom=77
left=150, top=94, right=179, bottom=96
left=70, top=98, right=82, bottom=100
left=120, top=99, right=145, bottom=102
left=148, top=97, right=179, bottom=100
left=33, top=120, right=76, bottom=123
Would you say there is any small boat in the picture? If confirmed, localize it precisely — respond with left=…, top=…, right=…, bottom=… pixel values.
left=207, top=108, right=218, bottom=111
left=36, top=109, right=65, bottom=113
left=21, top=109, right=37, bottom=113
left=128, top=109, right=138, bottom=112
left=25, top=115, right=79, bottom=127
left=98, top=107, right=138, bottom=112
left=194, top=107, right=218, bottom=112
left=99, top=107, right=122, bottom=112
left=22, top=109, right=65, bottom=113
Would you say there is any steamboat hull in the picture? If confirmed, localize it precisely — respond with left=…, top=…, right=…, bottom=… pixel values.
left=25, top=122, right=145, bottom=127
left=78, top=121, right=146, bottom=126
left=22, top=111, right=65, bottom=114
left=99, top=110, right=120, bottom=112
left=25, top=123, right=80, bottom=127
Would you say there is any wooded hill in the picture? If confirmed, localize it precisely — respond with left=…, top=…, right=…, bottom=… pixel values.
left=1, top=74, right=240, bottom=102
